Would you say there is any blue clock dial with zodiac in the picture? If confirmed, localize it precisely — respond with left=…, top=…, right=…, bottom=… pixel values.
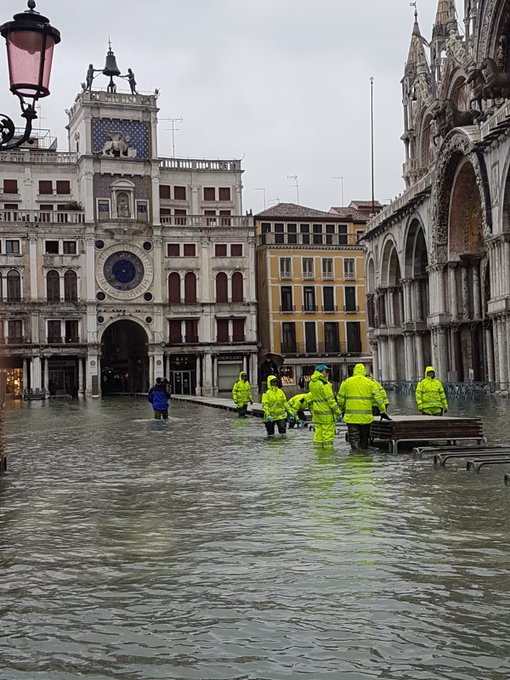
left=103, top=251, right=144, bottom=291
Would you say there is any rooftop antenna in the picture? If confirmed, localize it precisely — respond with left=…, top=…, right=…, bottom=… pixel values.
left=370, top=76, right=375, bottom=215
left=287, top=174, right=300, bottom=203
left=254, top=188, right=266, bottom=209
left=160, top=116, right=183, bottom=157
left=409, top=0, right=417, bottom=21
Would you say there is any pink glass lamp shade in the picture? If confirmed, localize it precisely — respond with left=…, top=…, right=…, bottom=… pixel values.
left=0, top=1, right=60, bottom=101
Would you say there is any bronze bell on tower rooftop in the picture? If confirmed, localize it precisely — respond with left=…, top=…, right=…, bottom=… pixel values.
left=103, top=45, right=120, bottom=77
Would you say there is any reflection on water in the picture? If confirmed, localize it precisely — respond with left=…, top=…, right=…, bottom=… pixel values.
left=1, top=395, right=510, bottom=679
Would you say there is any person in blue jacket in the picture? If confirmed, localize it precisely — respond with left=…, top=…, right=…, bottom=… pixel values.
left=148, top=377, right=170, bottom=419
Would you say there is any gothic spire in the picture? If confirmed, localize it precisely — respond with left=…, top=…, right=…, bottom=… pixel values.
left=405, top=11, right=428, bottom=72
left=433, top=0, right=458, bottom=39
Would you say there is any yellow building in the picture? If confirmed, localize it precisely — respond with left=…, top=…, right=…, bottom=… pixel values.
left=255, top=202, right=375, bottom=388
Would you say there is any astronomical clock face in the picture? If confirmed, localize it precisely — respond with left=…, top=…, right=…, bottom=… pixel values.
left=96, top=245, right=153, bottom=300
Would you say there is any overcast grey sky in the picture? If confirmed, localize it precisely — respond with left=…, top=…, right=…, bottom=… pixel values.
left=1, top=1, right=459, bottom=213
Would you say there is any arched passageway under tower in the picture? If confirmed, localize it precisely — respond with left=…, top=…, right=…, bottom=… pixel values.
left=100, top=320, right=149, bottom=395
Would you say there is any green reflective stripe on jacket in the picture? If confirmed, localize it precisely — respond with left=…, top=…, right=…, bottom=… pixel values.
left=337, top=373, right=385, bottom=424
left=308, top=370, right=340, bottom=424
left=232, top=373, right=252, bottom=405
left=262, top=386, right=290, bottom=422
left=416, top=376, right=447, bottom=413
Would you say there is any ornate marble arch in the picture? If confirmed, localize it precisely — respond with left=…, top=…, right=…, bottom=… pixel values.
left=430, top=129, right=491, bottom=264
left=380, top=237, right=402, bottom=288
left=477, top=0, right=510, bottom=62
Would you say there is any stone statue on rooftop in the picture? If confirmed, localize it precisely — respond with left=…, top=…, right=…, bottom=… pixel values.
left=122, top=68, right=137, bottom=95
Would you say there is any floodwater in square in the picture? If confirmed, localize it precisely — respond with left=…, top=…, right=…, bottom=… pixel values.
left=1, top=395, right=509, bottom=679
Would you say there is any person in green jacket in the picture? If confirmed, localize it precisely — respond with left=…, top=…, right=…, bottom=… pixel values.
left=287, top=392, right=312, bottom=428
left=416, top=366, right=448, bottom=415
left=232, top=371, right=253, bottom=417
left=337, top=363, right=390, bottom=451
left=308, top=365, right=340, bottom=447
left=369, top=376, right=389, bottom=416
left=262, top=375, right=292, bottom=436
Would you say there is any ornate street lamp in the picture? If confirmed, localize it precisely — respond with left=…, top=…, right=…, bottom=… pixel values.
left=0, top=0, right=60, bottom=150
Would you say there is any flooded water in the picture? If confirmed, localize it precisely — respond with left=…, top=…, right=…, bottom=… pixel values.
left=1, top=394, right=510, bottom=679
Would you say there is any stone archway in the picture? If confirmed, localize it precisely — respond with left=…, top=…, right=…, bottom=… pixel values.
left=100, top=320, right=149, bottom=395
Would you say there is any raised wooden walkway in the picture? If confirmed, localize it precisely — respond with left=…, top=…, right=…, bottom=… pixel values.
left=170, top=394, right=264, bottom=417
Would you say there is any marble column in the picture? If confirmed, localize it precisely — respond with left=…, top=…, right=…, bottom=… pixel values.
left=402, top=280, right=413, bottom=323
left=493, top=318, right=501, bottom=384
left=448, top=264, right=458, bottom=321
left=415, top=333, right=424, bottom=380
left=404, top=333, right=414, bottom=381
left=498, top=318, right=507, bottom=385
left=485, top=324, right=495, bottom=383
left=505, top=316, right=510, bottom=386
left=461, top=264, right=470, bottom=320
left=472, top=262, right=481, bottom=320
left=195, top=355, right=202, bottom=396
left=22, top=358, right=28, bottom=394
left=438, top=327, right=449, bottom=379
left=43, top=356, right=50, bottom=394
left=78, top=357, right=84, bottom=397
left=203, top=352, right=213, bottom=396
left=32, top=355, right=42, bottom=390
left=389, top=337, right=398, bottom=381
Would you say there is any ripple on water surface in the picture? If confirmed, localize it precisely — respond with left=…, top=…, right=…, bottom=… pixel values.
left=1, top=396, right=510, bottom=679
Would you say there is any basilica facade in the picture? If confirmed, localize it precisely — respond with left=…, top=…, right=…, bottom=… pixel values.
left=0, top=58, right=257, bottom=398
left=364, top=0, right=510, bottom=387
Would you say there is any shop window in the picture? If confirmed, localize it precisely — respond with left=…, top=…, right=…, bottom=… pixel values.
left=64, top=271, right=78, bottom=302
left=219, top=187, right=231, bottom=201
left=56, top=180, right=71, bottom=194
left=168, top=272, right=181, bottom=304
left=184, top=272, right=197, bottom=304
left=46, top=270, right=60, bottom=302
left=231, top=272, right=243, bottom=303
left=39, top=180, right=53, bottom=194
left=174, top=186, right=186, bottom=200
left=216, top=319, right=229, bottom=342
left=216, top=272, right=228, bottom=303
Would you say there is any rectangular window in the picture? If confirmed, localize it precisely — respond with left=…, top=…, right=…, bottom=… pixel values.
left=159, top=185, right=171, bottom=199
left=204, top=187, right=216, bottom=201
left=322, top=258, right=333, bottom=278
left=45, top=240, right=59, bottom=254
left=63, top=241, right=77, bottom=255
left=167, top=243, right=180, bottom=257
left=185, top=319, right=198, bottom=343
left=219, top=187, right=231, bottom=201
left=344, top=258, right=355, bottom=279
left=204, top=209, right=217, bottom=225
left=231, top=243, right=243, bottom=257
left=287, top=222, right=297, bottom=245
left=7, top=319, right=22, bottom=343
left=47, top=320, right=61, bottom=343
left=274, top=222, right=284, bottom=245
left=345, top=286, right=357, bottom=312
left=232, top=318, right=245, bottom=342
left=169, top=320, right=182, bottom=344
left=279, top=257, right=292, bottom=279
left=5, top=239, right=20, bottom=254
left=313, top=224, right=323, bottom=245
left=280, top=286, right=293, bottom=312
left=219, top=209, right=232, bottom=226
left=39, top=204, right=54, bottom=222
left=174, top=186, right=186, bottom=200
left=356, top=229, right=364, bottom=242
left=39, top=180, right=53, bottom=195
left=216, top=318, right=229, bottom=342
left=136, top=201, right=148, bottom=216
left=324, top=322, right=339, bottom=353
left=183, top=243, right=196, bottom=257
left=303, top=286, right=316, bottom=312
left=56, top=180, right=71, bottom=194
left=325, top=224, right=336, bottom=245
left=323, top=286, right=335, bottom=312
left=281, top=322, right=296, bottom=353
left=3, top=179, right=18, bottom=194
left=346, top=321, right=362, bottom=353
left=98, top=200, right=110, bottom=218
left=65, top=320, right=79, bottom=343
left=302, top=257, right=314, bottom=279
left=215, top=243, right=227, bottom=257
left=174, top=208, right=187, bottom=225
left=300, top=223, right=310, bottom=245
left=305, top=322, right=317, bottom=353
left=339, top=224, right=348, bottom=245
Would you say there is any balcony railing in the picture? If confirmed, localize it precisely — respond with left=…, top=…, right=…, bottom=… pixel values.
left=279, top=305, right=295, bottom=313
left=160, top=158, right=241, bottom=172
left=281, top=341, right=352, bottom=355
left=0, top=209, right=85, bottom=224
left=47, top=336, right=81, bottom=344
left=161, top=215, right=250, bottom=228
left=303, top=305, right=318, bottom=313
left=343, top=305, right=360, bottom=313
left=6, top=336, right=26, bottom=345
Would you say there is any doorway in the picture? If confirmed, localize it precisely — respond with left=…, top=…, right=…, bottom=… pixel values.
left=171, top=370, right=192, bottom=395
left=100, top=320, right=149, bottom=395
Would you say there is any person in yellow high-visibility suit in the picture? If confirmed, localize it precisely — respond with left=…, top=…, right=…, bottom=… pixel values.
left=308, top=365, right=340, bottom=447
left=262, top=375, right=292, bottom=436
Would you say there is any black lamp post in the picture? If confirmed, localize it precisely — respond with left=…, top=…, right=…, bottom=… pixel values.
left=0, top=0, right=60, bottom=150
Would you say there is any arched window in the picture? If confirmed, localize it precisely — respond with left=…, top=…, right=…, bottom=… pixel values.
left=46, top=270, right=60, bottom=302
left=231, top=272, right=244, bottom=303
left=184, top=272, right=197, bottom=304
left=64, top=270, right=78, bottom=302
left=168, top=272, right=181, bottom=304
left=216, top=272, right=228, bottom=303
left=6, top=269, right=21, bottom=302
